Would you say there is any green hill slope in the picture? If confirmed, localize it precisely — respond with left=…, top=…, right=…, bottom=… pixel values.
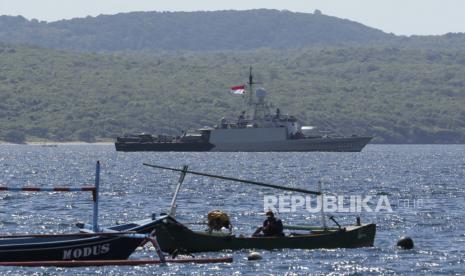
left=1, top=43, right=464, bottom=143
left=0, top=9, right=391, bottom=51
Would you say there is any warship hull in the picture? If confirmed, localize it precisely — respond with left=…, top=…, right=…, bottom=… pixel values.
left=114, top=142, right=215, bottom=152
left=114, top=136, right=371, bottom=152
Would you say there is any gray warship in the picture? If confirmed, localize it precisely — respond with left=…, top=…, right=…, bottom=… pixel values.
left=115, top=68, right=372, bottom=152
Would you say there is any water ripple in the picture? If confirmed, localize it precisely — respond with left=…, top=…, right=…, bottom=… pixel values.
left=0, top=144, right=464, bottom=274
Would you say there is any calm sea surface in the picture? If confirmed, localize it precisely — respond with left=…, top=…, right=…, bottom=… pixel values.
left=0, top=144, right=464, bottom=275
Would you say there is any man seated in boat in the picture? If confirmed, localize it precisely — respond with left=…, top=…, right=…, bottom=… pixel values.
left=252, top=210, right=284, bottom=237
left=237, top=111, right=247, bottom=128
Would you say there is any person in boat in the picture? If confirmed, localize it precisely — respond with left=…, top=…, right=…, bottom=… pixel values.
left=252, top=210, right=284, bottom=237
left=220, top=117, right=228, bottom=129
left=237, top=111, right=246, bottom=128
left=275, top=108, right=281, bottom=119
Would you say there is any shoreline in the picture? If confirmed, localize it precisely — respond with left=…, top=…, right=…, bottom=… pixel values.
left=0, top=141, right=114, bottom=145
left=1, top=142, right=465, bottom=146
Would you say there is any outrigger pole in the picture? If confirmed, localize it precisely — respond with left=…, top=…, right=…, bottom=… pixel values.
left=318, top=181, right=327, bottom=230
left=143, top=163, right=321, bottom=196
left=0, top=161, right=101, bottom=232
left=169, top=165, right=188, bottom=218
left=93, top=161, right=100, bottom=232
left=0, top=257, right=233, bottom=267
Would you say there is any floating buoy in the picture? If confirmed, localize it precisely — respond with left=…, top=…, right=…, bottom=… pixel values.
left=247, top=252, right=262, bottom=261
left=397, top=236, right=414, bottom=250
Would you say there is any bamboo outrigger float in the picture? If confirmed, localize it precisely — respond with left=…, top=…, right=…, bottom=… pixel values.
left=83, top=163, right=376, bottom=254
left=0, top=161, right=233, bottom=266
left=0, top=257, right=234, bottom=267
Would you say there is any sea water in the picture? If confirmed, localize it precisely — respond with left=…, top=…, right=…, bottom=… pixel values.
left=0, top=144, right=464, bottom=274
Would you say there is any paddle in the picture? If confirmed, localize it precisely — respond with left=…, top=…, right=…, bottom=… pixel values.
left=143, top=163, right=321, bottom=195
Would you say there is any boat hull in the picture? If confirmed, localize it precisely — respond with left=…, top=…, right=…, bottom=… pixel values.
left=155, top=222, right=375, bottom=253
left=209, top=136, right=372, bottom=152
left=106, top=217, right=376, bottom=253
left=0, top=235, right=144, bottom=262
left=115, top=136, right=372, bottom=152
left=115, top=141, right=215, bottom=152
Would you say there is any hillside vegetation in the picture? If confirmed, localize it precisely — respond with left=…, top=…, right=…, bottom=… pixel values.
left=1, top=9, right=464, bottom=54
left=0, top=9, right=391, bottom=52
left=1, top=43, right=464, bottom=143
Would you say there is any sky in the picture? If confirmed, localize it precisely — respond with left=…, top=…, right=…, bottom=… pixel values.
left=0, top=0, right=464, bottom=36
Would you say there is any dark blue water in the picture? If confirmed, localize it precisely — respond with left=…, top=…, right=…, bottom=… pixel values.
left=0, top=145, right=464, bottom=274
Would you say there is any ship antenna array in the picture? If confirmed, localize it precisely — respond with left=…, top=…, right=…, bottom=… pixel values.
left=248, top=66, right=258, bottom=106
left=246, top=66, right=262, bottom=120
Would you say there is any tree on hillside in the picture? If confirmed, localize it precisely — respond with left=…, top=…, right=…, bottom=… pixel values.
left=3, top=130, right=26, bottom=144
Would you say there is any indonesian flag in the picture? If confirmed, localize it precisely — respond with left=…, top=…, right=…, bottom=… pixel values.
left=230, top=85, right=246, bottom=95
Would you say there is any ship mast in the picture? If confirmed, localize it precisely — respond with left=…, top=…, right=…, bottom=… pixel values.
left=247, top=66, right=258, bottom=120
left=248, top=66, right=254, bottom=106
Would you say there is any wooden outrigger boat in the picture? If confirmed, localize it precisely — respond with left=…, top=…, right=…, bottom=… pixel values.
left=0, top=227, right=233, bottom=266
left=82, top=164, right=376, bottom=254
left=0, top=162, right=233, bottom=266
left=104, top=215, right=375, bottom=254
left=0, top=162, right=155, bottom=263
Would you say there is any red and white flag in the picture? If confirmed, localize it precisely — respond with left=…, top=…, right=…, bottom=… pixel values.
left=230, top=85, right=246, bottom=95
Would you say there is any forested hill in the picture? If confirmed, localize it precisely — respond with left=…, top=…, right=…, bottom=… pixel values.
left=0, top=9, right=392, bottom=51
left=1, top=43, right=465, bottom=144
